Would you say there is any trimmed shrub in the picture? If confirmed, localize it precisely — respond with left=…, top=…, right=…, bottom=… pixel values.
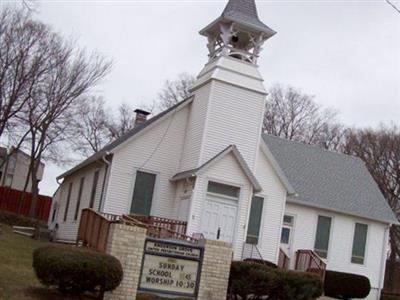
left=269, top=269, right=323, bottom=300
left=228, top=261, right=323, bottom=300
left=381, top=295, right=400, bottom=300
left=229, top=261, right=278, bottom=298
left=0, top=210, right=40, bottom=227
left=33, top=245, right=123, bottom=295
left=324, top=270, right=371, bottom=299
left=243, top=258, right=278, bottom=268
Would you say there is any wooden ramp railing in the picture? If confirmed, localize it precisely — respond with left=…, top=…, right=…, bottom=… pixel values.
left=77, top=209, right=197, bottom=252
left=278, top=248, right=290, bottom=269
left=123, top=215, right=197, bottom=244
left=76, top=209, right=122, bottom=252
left=129, top=214, right=187, bottom=236
left=295, top=249, right=326, bottom=281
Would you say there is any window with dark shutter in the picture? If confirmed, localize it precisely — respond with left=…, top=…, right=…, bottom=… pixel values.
left=130, top=171, right=156, bottom=216
left=74, top=177, right=85, bottom=220
left=63, top=182, right=73, bottom=222
left=314, top=215, right=332, bottom=259
left=89, top=170, right=99, bottom=209
left=246, top=196, right=264, bottom=244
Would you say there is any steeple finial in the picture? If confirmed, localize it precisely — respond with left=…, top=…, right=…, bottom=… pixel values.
left=200, top=0, right=276, bottom=64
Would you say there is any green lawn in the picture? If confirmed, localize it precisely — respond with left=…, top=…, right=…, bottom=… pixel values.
left=0, top=224, right=47, bottom=299
left=0, top=224, right=96, bottom=299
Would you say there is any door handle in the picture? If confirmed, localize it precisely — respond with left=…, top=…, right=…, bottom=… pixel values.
left=217, top=227, right=221, bottom=240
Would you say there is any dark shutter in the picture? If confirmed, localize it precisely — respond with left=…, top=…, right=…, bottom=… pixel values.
left=74, top=177, right=85, bottom=220
left=63, top=182, right=73, bottom=222
left=130, top=171, right=156, bottom=215
left=89, top=170, right=99, bottom=209
left=314, top=215, right=332, bottom=259
left=246, top=196, right=264, bottom=244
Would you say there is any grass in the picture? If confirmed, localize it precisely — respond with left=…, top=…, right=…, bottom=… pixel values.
left=0, top=223, right=96, bottom=299
left=0, top=223, right=47, bottom=299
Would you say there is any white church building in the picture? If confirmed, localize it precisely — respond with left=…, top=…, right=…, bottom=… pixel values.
left=51, top=0, right=397, bottom=299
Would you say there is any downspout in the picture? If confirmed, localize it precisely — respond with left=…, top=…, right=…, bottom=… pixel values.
left=98, top=152, right=111, bottom=212
left=377, top=224, right=390, bottom=299
left=50, top=177, right=63, bottom=233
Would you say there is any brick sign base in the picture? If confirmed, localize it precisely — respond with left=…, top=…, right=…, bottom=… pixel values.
left=104, top=223, right=232, bottom=300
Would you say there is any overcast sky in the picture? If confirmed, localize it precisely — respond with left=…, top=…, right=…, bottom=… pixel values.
left=7, top=0, right=400, bottom=195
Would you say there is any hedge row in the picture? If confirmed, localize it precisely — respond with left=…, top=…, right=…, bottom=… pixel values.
left=33, top=245, right=123, bottom=295
left=324, top=270, right=371, bottom=299
left=381, top=295, right=400, bottom=300
left=136, top=293, right=192, bottom=300
left=228, top=261, right=323, bottom=300
left=0, top=210, right=40, bottom=227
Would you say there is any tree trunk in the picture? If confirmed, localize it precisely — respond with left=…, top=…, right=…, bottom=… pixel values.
left=17, top=158, right=33, bottom=215
left=386, top=229, right=397, bottom=292
left=28, top=160, right=39, bottom=218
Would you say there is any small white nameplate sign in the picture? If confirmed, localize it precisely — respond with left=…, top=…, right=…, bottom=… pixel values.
left=145, top=240, right=201, bottom=259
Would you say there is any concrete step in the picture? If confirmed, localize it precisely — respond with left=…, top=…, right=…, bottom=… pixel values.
left=12, top=226, right=35, bottom=237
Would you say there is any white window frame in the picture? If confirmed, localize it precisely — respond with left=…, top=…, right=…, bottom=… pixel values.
left=280, top=213, right=296, bottom=257
left=246, top=194, right=266, bottom=246
left=127, top=167, right=160, bottom=216
left=206, top=180, right=241, bottom=201
left=313, top=213, right=335, bottom=261
left=350, top=221, right=369, bottom=266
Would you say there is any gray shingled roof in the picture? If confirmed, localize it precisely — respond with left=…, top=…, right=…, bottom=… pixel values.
left=221, top=0, right=276, bottom=35
left=200, top=0, right=276, bottom=38
left=262, top=134, right=398, bottom=224
left=57, top=97, right=193, bottom=180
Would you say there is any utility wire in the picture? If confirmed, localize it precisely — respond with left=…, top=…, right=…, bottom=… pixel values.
left=385, top=0, right=400, bottom=14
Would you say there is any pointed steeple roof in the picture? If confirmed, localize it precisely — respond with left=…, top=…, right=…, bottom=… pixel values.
left=200, top=0, right=276, bottom=38
left=221, top=0, right=275, bottom=34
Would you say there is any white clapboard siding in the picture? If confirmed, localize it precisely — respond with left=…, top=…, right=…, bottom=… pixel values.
left=255, top=149, right=287, bottom=263
left=285, top=202, right=388, bottom=298
left=179, top=84, right=212, bottom=171
left=200, top=80, right=265, bottom=171
left=103, top=105, right=190, bottom=218
left=187, top=152, right=253, bottom=260
left=56, top=162, right=107, bottom=241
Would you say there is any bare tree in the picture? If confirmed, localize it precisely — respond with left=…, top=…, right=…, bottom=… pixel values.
left=71, top=96, right=110, bottom=156
left=343, top=125, right=400, bottom=289
left=6, top=8, right=112, bottom=218
left=106, top=103, right=135, bottom=139
left=263, top=84, right=344, bottom=151
left=156, top=73, right=195, bottom=111
left=0, top=7, right=52, bottom=142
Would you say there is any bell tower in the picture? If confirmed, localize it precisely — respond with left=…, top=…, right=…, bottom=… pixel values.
left=200, top=0, right=276, bottom=64
left=179, top=0, right=276, bottom=255
left=179, top=0, right=276, bottom=173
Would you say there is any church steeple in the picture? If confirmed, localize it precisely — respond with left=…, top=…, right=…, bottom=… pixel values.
left=200, top=0, right=276, bottom=64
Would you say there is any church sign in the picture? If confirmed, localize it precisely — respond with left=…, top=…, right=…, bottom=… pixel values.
left=138, top=238, right=204, bottom=298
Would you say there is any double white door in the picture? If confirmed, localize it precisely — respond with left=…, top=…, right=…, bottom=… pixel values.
left=200, top=197, right=238, bottom=243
